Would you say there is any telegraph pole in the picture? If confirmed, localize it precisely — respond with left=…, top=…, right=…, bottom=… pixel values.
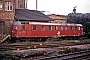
left=36, top=0, right=38, bottom=10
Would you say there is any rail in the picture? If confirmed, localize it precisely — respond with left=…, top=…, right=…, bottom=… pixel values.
left=39, top=50, right=90, bottom=60
left=0, top=35, right=11, bottom=43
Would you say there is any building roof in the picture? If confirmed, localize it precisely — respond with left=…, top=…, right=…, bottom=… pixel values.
left=15, top=9, right=53, bottom=21
left=47, top=14, right=67, bottom=17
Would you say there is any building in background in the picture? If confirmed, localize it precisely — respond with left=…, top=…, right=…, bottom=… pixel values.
left=15, top=0, right=28, bottom=9
left=48, top=14, right=67, bottom=23
left=67, top=13, right=90, bottom=24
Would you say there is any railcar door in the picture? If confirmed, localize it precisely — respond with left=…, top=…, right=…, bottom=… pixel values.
left=21, top=25, right=26, bottom=37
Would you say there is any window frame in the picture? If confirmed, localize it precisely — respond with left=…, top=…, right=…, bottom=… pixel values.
left=0, top=21, right=4, bottom=30
left=78, top=27, right=81, bottom=30
left=48, top=26, right=52, bottom=30
left=14, top=25, right=17, bottom=30
left=60, top=26, right=63, bottom=30
left=75, top=26, right=78, bottom=30
left=54, top=26, right=58, bottom=30
left=65, top=26, right=68, bottom=30
left=4, top=1, right=13, bottom=11
left=41, top=26, right=45, bottom=31
left=22, top=25, right=25, bottom=31
left=33, top=25, right=37, bottom=30
left=0, top=0, right=2, bottom=10
left=70, top=26, right=73, bottom=30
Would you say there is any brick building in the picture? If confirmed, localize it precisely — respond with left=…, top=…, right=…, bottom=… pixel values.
left=0, top=0, right=52, bottom=37
left=0, top=0, right=27, bottom=36
left=15, top=0, right=27, bottom=9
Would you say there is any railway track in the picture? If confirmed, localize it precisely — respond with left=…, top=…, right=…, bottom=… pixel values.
left=0, top=41, right=90, bottom=51
left=0, top=39, right=90, bottom=60
left=0, top=44, right=40, bottom=50
left=1, top=49, right=89, bottom=60
left=37, top=50, right=90, bottom=60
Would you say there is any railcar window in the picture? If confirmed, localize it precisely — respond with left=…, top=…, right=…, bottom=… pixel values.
left=75, top=27, right=78, bottom=30
left=21, top=22, right=25, bottom=24
left=65, top=26, right=68, bottom=30
left=14, top=26, right=17, bottom=30
left=70, top=26, right=73, bottom=30
left=49, top=26, right=52, bottom=30
left=33, top=25, right=36, bottom=30
left=25, top=22, right=29, bottom=24
left=42, top=26, right=45, bottom=30
left=21, top=22, right=29, bottom=24
left=78, top=27, right=80, bottom=30
left=60, top=26, right=63, bottom=30
left=54, top=26, right=58, bottom=30
left=22, top=26, right=25, bottom=31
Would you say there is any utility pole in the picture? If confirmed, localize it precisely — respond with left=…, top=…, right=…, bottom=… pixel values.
left=36, top=0, right=38, bottom=10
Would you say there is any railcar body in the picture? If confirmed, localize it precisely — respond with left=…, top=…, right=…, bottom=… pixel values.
left=12, top=21, right=83, bottom=39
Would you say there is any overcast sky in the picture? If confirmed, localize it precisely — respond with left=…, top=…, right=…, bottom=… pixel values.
left=27, top=0, right=90, bottom=15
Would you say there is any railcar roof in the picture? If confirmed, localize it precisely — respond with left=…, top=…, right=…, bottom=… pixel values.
left=29, top=22, right=82, bottom=26
left=13, top=21, right=82, bottom=26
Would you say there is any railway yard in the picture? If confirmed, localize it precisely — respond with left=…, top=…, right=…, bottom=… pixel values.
left=0, top=38, right=90, bottom=60
left=0, top=0, right=90, bottom=60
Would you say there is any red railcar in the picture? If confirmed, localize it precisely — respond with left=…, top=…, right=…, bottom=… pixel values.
left=12, top=21, right=83, bottom=39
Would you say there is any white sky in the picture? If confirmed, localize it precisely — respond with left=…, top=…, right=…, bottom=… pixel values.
left=27, top=0, right=90, bottom=15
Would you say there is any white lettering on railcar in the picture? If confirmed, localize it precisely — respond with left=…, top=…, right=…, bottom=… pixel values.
left=57, top=31, right=60, bottom=36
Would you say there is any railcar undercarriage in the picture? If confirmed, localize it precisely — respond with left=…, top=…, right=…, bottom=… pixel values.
left=10, top=36, right=85, bottom=43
